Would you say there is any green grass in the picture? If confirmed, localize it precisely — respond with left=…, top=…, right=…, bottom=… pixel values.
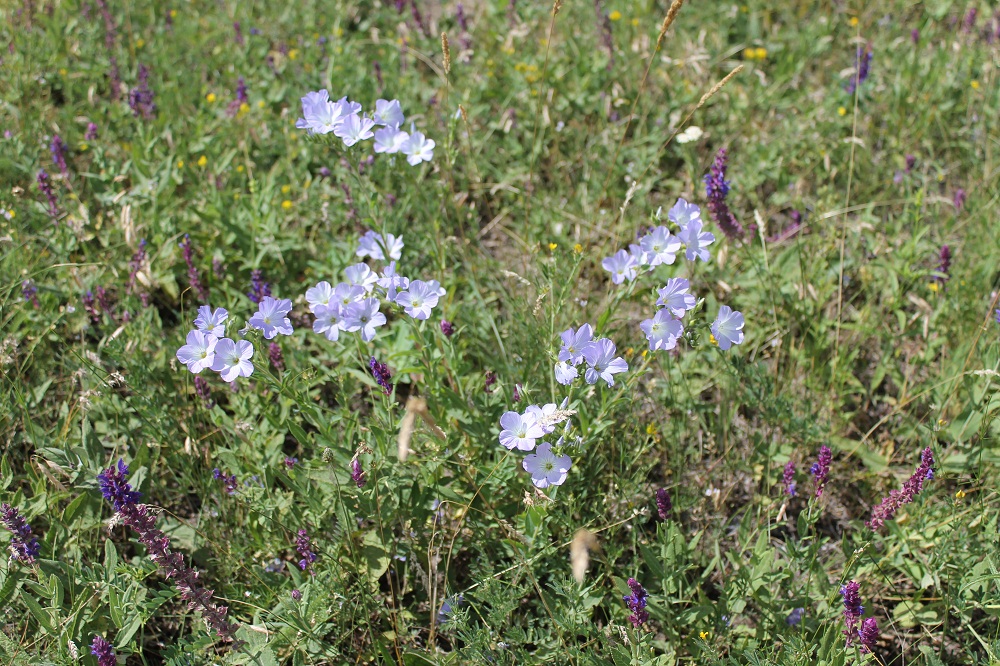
left=1, top=0, right=999, bottom=664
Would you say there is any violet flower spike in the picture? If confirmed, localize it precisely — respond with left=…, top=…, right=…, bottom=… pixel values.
left=90, top=636, right=116, bottom=666
left=858, top=617, right=879, bottom=653
left=22, top=280, right=40, bottom=308
left=50, top=134, right=69, bottom=176
left=1, top=503, right=41, bottom=563
left=622, top=578, right=649, bottom=627
left=810, top=445, right=832, bottom=497
left=840, top=580, right=864, bottom=646
left=845, top=46, right=873, bottom=94
left=655, top=488, right=671, bottom=520
left=179, top=234, right=209, bottom=302
left=703, top=148, right=744, bottom=239
left=866, top=447, right=934, bottom=530
left=351, top=458, right=366, bottom=488
left=37, top=169, right=59, bottom=219
left=369, top=357, right=393, bottom=395
left=247, top=269, right=271, bottom=304
left=781, top=461, right=797, bottom=497
left=295, top=528, right=318, bottom=573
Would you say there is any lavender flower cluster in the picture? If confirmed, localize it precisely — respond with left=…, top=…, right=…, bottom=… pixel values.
left=603, top=198, right=745, bottom=352
left=297, top=92, right=434, bottom=165
left=553, top=323, right=628, bottom=387
left=866, top=447, right=934, bottom=530
left=1, top=503, right=40, bottom=563
left=499, top=399, right=576, bottom=488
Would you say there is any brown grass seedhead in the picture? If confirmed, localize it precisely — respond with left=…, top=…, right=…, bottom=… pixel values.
left=441, top=33, right=451, bottom=74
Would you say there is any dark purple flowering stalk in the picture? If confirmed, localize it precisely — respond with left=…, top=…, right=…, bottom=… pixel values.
left=858, top=617, right=879, bottom=653
left=845, top=46, right=873, bottom=94
left=94, top=0, right=117, bottom=50
left=37, top=169, right=59, bottom=219
left=82, top=290, right=100, bottom=323
left=247, top=269, right=270, bottom=304
left=810, top=445, right=832, bottom=497
left=840, top=580, right=864, bottom=645
left=291, top=589, right=302, bottom=600
left=953, top=188, right=966, bottom=210
left=995, top=309, right=1000, bottom=325
left=655, top=488, right=671, bottom=520
left=90, top=636, right=116, bottom=666
left=94, top=286, right=114, bottom=321
left=127, top=239, right=147, bottom=294
left=108, top=57, right=122, bottom=102
left=212, top=257, right=225, bottom=280
left=50, top=134, right=69, bottom=177
left=98, top=460, right=239, bottom=641
left=704, top=148, right=744, bottom=240
left=455, top=3, right=472, bottom=52
left=340, top=182, right=357, bottom=222
left=369, top=357, right=393, bottom=395
left=409, top=0, right=430, bottom=37
left=1, top=503, right=41, bottom=563
left=350, top=458, right=366, bottom=488
left=373, top=61, right=384, bottom=89
left=129, top=64, right=156, bottom=120
left=781, top=461, right=797, bottom=497
left=295, top=528, right=317, bottom=572
left=85, top=122, right=99, bottom=140
left=622, top=578, right=649, bottom=627
left=233, top=21, right=244, bottom=46
left=226, top=77, right=248, bottom=117
left=512, top=383, right=522, bottom=402
left=911, top=28, right=920, bottom=44
left=963, top=7, right=978, bottom=33
left=179, top=234, right=209, bottom=302
left=484, top=370, right=497, bottom=392
left=905, top=154, right=916, bottom=172
left=440, top=319, right=455, bottom=337
left=213, top=468, right=239, bottom=495
left=194, top=376, right=214, bottom=409
left=268, top=342, right=285, bottom=373
left=284, top=457, right=297, bottom=469
left=22, top=280, right=39, bottom=308
left=164, top=7, right=173, bottom=29
left=593, top=0, right=614, bottom=69
left=936, top=245, right=951, bottom=282
left=394, top=0, right=405, bottom=13
left=866, top=447, right=934, bottom=530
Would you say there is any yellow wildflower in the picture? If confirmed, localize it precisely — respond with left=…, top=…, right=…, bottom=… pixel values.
left=78, top=143, right=89, bottom=151
left=970, top=80, right=980, bottom=90
left=849, top=16, right=859, bottom=27
left=206, top=93, right=216, bottom=103
left=700, top=631, right=710, bottom=639
left=573, top=243, right=583, bottom=254
left=169, top=9, right=177, bottom=18
left=548, top=242, right=557, bottom=251
left=609, top=10, right=622, bottom=21
left=289, top=49, right=299, bottom=60
left=281, top=200, right=292, bottom=210
left=59, top=68, right=68, bottom=77
left=257, top=100, right=266, bottom=108
left=176, top=159, right=184, bottom=169
left=755, top=47, right=767, bottom=59
left=631, top=18, right=639, bottom=27
left=955, top=489, right=966, bottom=499
left=197, top=155, right=207, bottom=168
left=928, top=282, right=939, bottom=293
left=239, top=102, right=250, bottom=114
left=838, top=107, right=847, bottom=116
left=237, top=165, right=244, bottom=173
left=281, top=185, right=291, bottom=194
left=645, top=423, right=657, bottom=436
left=136, top=38, right=145, bottom=49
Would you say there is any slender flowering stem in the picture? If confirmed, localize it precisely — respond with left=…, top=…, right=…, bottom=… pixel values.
left=1, top=503, right=40, bottom=563
left=369, top=357, right=393, bottom=395
left=179, top=234, right=209, bottom=302
left=840, top=580, right=864, bottom=646
left=295, top=528, right=317, bottom=573
left=622, top=577, right=649, bottom=626
left=866, top=447, right=934, bottom=530
left=247, top=269, right=270, bottom=304
left=37, top=169, right=59, bottom=219
left=98, top=460, right=239, bottom=641
left=22, top=280, right=39, bottom=308
left=781, top=461, right=797, bottom=497
left=704, top=148, right=744, bottom=240
left=655, top=488, right=671, bottom=520
left=810, top=445, right=831, bottom=497
left=50, top=134, right=69, bottom=177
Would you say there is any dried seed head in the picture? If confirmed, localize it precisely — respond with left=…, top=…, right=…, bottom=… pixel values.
left=441, top=32, right=451, bottom=74
left=570, top=528, right=597, bottom=583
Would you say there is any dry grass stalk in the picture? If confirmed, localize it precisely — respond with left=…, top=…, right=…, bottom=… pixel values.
left=440, top=33, right=451, bottom=74
left=697, top=65, right=745, bottom=110
left=656, top=0, right=685, bottom=49
left=398, top=397, right=446, bottom=461
left=570, top=529, right=598, bottom=583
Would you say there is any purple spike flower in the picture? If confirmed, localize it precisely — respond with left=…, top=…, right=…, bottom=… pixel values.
left=409, top=0, right=430, bottom=37
left=291, top=589, right=302, bottom=600
left=1, top=503, right=41, bottom=563
left=936, top=245, right=951, bottom=282
left=82, top=290, right=100, bottom=323
left=194, top=376, right=214, bottom=409
left=351, top=458, right=365, bottom=488
left=127, top=239, right=147, bottom=294
left=655, top=488, right=671, bottom=520
left=129, top=64, right=156, bottom=120
left=953, top=188, right=966, bottom=210
left=179, top=234, right=209, bottom=302
left=37, top=169, right=59, bottom=219
left=50, top=134, right=69, bottom=176
left=369, top=357, right=393, bottom=395
left=233, top=21, right=244, bottom=46
left=866, top=447, right=934, bottom=530
left=704, top=148, right=744, bottom=240
left=911, top=28, right=919, bottom=44
left=226, top=77, right=248, bottom=117
left=782, top=460, right=797, bottom=497
left=963, top=7, right=978, bottom=33
left=845, top=46, right=873, bottom=94
left=22, top=280, right=39, bottom=308
left=268, top=342, right=285, bottom=373
left=247, top=269, right=270, bottom=304
left=108, top=57, right=122, bottom=102
left=593, top=0, right=614, bottom=69
left=85, top=122, right=99, bottom=140
left=95, top=0, right=117, bottom=50
left=840, top=580, right=864, bottom=645
left=858, top=617, right=879, bottom=653
left=295, top=528, right=317, bottom=572
left=810, top=445, right=832, bottom=497
left=98, top=460, right=239, bottom=641
left=90, top=636, right=116, bottom=666
left=440, top=319, right=455, bottom=337
left=622, top=578, right=649, bottom=627
left=484, top=370, right=497, bottom=393
left=786, top=607, right=805, bottom=626
left=905, top=154, right=916, bottom=172
left=213, top=468, right=239, bottom=495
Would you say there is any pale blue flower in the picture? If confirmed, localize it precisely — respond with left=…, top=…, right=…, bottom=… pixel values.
left=639, top=226, right=681, bottom=267
left=335, top=113, right=376, bottom=147
left=640, top=309, right=684, bottom=351
left=248, top=296, right=294, bottom=339
left=211, top=338, right=255, bottom=382
left=583, top=338, right=628, bottom=386
left=554, top=361, right=578, bottom=385
left=403, top=129, right=435, bottom=165
left=377, top=262, right=410, bottom=302
left=498, top=410, right=545, bottom=451
left=522, top=442, right=571, bottom=488
left=176, top=330, right=218, bottom=373
left=194, top=305, right=228, bottom=338
left=296, top=89, right=348, bottom=134
left=374, top=127, right=409, bottom=154
left=345, top=263, right=378, bottom=293
left=396, top=280, right=440, bottom=320
left=667, top=197, right=701, bottom=227
left=602, top=249, right=639, bottom=284
left=676, top=218, right=715, bottom=262
left=711, top=305, right=745, bottom=350
left=305, top=281, right=335, bottom=313
left=525, top=403, right=559, bottom=434
left=374, top=99, right=404, bottom=127
left=356, top=230, right=404, bottom=261
left=333, top=281, right=366, bottom=307
left=313, top=303, right=344, bottom=341
left=343, top=297, right=386, bottom=341
left=656, top=278, right=696, bottom=317
left=559, top=323, right=593, bottom=365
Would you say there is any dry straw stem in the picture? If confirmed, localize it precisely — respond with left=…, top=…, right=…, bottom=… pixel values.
left=656, top=0, right=685, bottom=49
left=570, top=528, right=598, bottom=583
left=440, top=32, right=451, bottom=75
left=398, top=397, right=446, bottom=462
